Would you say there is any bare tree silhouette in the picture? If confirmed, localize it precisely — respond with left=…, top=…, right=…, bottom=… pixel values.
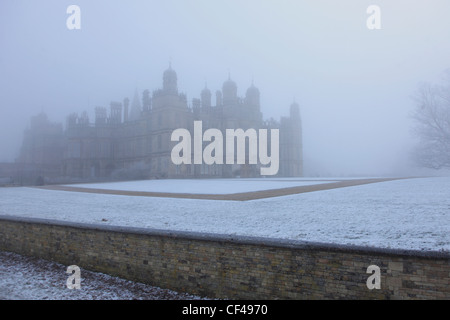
left=412, top=70, right=450, bottom=169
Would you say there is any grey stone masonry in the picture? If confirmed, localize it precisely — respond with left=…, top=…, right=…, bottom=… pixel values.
left=0, top=215, right=448, bottom=299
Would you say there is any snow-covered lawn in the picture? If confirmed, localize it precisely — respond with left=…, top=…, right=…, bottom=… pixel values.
left=1, top=177, right=449, bottom=252
left=67, top=178, right=334, bottom=194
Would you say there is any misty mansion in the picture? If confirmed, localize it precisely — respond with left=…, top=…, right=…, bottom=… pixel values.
left=15, top=66, right=303, bottom=182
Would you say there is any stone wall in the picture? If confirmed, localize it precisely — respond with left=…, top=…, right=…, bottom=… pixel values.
left=0, top=215, right=448, bottom=299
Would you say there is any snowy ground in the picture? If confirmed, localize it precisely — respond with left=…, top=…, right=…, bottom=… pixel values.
left=0, top=177, right=449, bottom=251
left=67, top=178, right=334, bottom=194
left=0, top=251, right=208, bottom=300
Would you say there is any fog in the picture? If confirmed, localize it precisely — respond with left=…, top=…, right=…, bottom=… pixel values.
left=1, top=0, right=450, bottom=176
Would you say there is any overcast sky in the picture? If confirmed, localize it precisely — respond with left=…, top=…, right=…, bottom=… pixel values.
left=1, top=0, right=449, bottom=176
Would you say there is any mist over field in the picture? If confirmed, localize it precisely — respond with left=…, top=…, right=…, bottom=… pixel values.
left=1, top=0, right=450, bottom=176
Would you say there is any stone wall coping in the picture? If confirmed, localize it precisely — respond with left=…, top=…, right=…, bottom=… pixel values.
left=1, top=214, right=449, bottom=260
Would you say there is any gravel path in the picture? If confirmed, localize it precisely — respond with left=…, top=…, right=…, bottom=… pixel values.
left=0, top=251, right=208, bottom=300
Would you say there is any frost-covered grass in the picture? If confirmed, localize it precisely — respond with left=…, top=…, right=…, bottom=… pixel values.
left=1, top=177, right=449, bottom=252
left=67, top=178, right=334, bottom=194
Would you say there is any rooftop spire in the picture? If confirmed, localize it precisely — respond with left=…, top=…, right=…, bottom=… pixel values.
left=129, top=88, right=141, bottom=121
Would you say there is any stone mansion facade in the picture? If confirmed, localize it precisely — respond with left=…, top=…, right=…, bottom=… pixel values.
left=16, top=66, right=303, bottom=182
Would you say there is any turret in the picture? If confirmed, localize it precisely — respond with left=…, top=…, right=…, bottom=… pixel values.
left=290, top=100, right=300, bottom=119
left=142, top=89, right=151, bottom=111
left=109, top=102, right=122, bottom=124
left=245, top=82, right=260, bottom=108
left=163, top=63, right=178, bottom=95
left=129, top=89, right=141, bottom=121
left=222, top=75, right=237, bottom=105
left=201, top=84, right=212, bottom=108
left=123, top=98, right=129, bottom=122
